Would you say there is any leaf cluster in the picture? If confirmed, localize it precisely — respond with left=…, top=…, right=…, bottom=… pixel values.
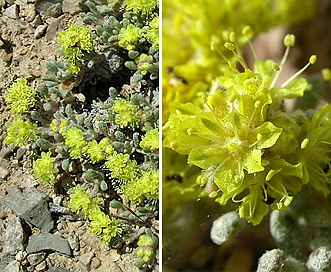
left=134, top=229, right=159, bottom=271
left=5, top=78, right=35, bottom=114
left=86, top=0, right=159, bottom=82
left=57, top=25, right=94, bottom=74
left=33, top=151, right=59, bottom=184
left=68, top=185, right=122, bottom=243
left=4, top=118, right=38, bottom=147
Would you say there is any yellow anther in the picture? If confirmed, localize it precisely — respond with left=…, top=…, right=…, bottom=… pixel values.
left=266, top=170, right=277, bottom=181
left=242, top=26, right=252, bottom=36
left=272, top=62, right=280, bottom=72
left=197, top=175, right=208, bottom=186
left=322, top=69, right=331, bottom=81
left=254, top=101, right=261, bottom=108
left=228, top=61, right=237, bottom=72
left=301, top=138, right=309, bottom=149
left=283, top=34, right=295, bottom=47
left=229, top=32, right=236, bottom=42
left=309, top=55, right=317, bottom=64
left=209, top=191, right=218, bottom=198
left=224, top=42, right=235, bottom=51
left=187, top=128, right=194, bottom=135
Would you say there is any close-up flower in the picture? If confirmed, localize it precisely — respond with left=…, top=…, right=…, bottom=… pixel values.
left=162, top=0, right=331, bottom=270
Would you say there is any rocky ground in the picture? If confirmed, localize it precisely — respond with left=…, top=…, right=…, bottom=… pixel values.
left=0, top=1, right=139, bottom=271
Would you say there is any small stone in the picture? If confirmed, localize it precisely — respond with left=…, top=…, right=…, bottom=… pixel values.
left=79, top=240, right=87, bottom=249
left=20, top=4, right=36, bottom=22
left=53, top=196, right=62, bottom=206
left=35, top=261, right=47, bottom=271
left=1, top=187, right=54, bottom=232
left=116, top=254, right=139, bottom=272
left=0, top=50, right=13, bottom=66
left=4, top=260, right=23, bottom=272
left=46, top=3, right=62, bottom=17
left=17, top=0, right=28, bottom=4
left=3, top=216, right=27, bottom=255
left=27, top=252, right=46, bottom=266
left=91, top=257, right=101, bottom=269
left=74, top=221, right=84, bottom=228
left=0, top=219, right=3, bottom=232
left=15, top=250, right=27, bottom=262
left=0, top=200, right=8, bottom=219
left=21, top=259, right=29, bottom=266
left=68, top=232, right=80, bottom=252
left=26, top=266, right=34, bottom=272
left=0, top=158, right=10, bottom=179
left=29, top=64, right=42, bottom=78
left=26, top=233, right=71, bottom=256
left=57, top=222, right=63, bottom=231
left=96, top=262, right=122, bottom=272
left=62, top=0, right=87, bottom=14
left=45, top=16, right=62, bottom=41
left=4, top=4, right=19, bottom=19
left=47, top=267, right=70, bottom=272
left=17, top=45, right=29, bottom=55
left=30, top=15, right=42, bottom=28
left=0, top=167, right=9, bottom=179
left=34, top=25, right=47, bottom=39
left=79, top=252, right=95, bottom=267
left=16, top=147, right=26, bottom=160
left=0, top=144, right=15, bottom=158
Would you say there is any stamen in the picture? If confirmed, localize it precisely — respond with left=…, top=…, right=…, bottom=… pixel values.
left=283, top=34, right=295, bottom=47
left=210, top=35, right=229, bottom=63
left=270, top=34, right=297, bottom=88
left=209, top=191, right=218, bottom=198
left=224, top=42, right=235, bottom=51
left=301, top=138, right=310, bottom=149
left=224, top=42, right=248, bottom=70
left=197, top=175, right=208, bottom=186
left=272, top=63, right=280, bottom=72
left=242, top=26, right=258, bottom=65
left=281, top=55, right=317, bottom=88
left=228, top=61, right=238, bottom=72
left=229, top=31, right=236, bottom=43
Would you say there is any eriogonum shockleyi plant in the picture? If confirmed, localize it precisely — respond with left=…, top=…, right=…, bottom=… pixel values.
left=57, top=25, right=94, bottom=74
left=163, top=29, right=331, bottom=225
left=5, top=78, right=35, bottom=114
left=33, top=151, right=59, bottom=184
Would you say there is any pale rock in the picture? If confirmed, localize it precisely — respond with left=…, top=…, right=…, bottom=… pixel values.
left=4, top=4, right=18, bottom=19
